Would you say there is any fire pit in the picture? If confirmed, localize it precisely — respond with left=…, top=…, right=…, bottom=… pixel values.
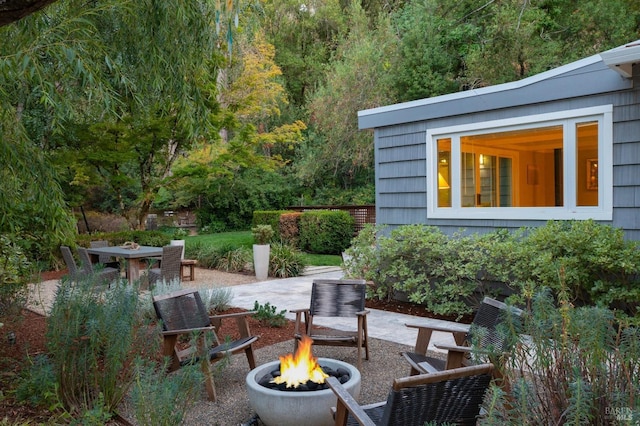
left=246, top=337, right=361, bottom=426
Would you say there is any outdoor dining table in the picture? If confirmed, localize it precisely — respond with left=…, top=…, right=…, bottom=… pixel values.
left=86, top=245, right=163, bottom=284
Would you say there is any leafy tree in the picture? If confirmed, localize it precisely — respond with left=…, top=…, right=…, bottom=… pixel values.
left=261, top=0, right=349, bottom=108
left=1, top=2, right=118, bottom=264
left=391, top=0, right=478, bottom=101
left=1, top=0, right=243, bottom=261
left=169, top=28, right=306, bottom=225
left=299, top=3, right=396, bottom=197
left=460, top=0, right=639, bottom=87
left=221, top=29, right=306, bottom=158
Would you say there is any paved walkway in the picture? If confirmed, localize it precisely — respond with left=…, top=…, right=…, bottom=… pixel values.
left=226, top=267, right=464, bottom=352
left=28, top=267, right=465, bottom=352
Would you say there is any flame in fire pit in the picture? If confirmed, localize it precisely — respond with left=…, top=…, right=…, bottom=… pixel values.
left=272, top=335, right=329, bottom=388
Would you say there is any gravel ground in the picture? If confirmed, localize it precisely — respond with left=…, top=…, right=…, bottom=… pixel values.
left=183, top=267, right=261, bottom=288
left=116, top=338, right=436, bottom=426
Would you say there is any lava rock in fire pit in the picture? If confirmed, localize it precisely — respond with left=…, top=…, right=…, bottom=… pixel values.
left=258, top=363, right=351, bottom=392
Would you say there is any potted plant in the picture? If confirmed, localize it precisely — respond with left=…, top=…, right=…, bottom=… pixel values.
left=251, top=225, right=274, bottom=280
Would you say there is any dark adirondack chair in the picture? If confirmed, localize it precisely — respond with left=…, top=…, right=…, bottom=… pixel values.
left=291, top=279, right=370, bottom=370
left=152, top=289, right=259, bottom=401
left=402, top=297, right=522, bottom=388
left=77, top=247, right=121, bottom=286
left=327, top=363, right=495, bottom=426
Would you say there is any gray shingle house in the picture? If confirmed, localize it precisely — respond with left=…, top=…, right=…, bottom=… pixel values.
left=359, top=41, right=640, bottom=239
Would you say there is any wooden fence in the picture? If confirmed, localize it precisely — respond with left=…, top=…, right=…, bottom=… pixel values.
left=285, top=205, right=375, bottom=234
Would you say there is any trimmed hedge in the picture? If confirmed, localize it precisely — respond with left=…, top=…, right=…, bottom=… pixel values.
left=279, top=212, right=302, bottom=247
left=252, top=210, right=293, bottom=242
left=298, top=210, right=354, bottom=255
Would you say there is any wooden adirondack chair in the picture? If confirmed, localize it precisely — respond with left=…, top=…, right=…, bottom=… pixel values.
left=291, top=279, right=370, bottom=370
left=152, top=289, right=259, bottom=401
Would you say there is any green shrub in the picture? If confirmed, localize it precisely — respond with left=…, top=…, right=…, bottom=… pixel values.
left=252, top=301, right=287, bottom=327
left=156, top=226, right=188, bottom=239
left=342, top=224, right=380, bottom=282
left=14, top=354, right=61, bottom=411
left=298, top=210, right=354, bottom=254
left=269, top=243, right=307, bottom=278
left=251, top=224, right=274, bottom=245
left=513, top=220, right=640, bottom=314
left=216, top=246, right=251, bottom=273
left=46, top=275, right=155, bottom=417
left=195, top=169, right=297, bottom=231
left=130, top=360, right=201, bottom=426
left=76, top=230, right=171, bottom=248
left=380, top=225, right=480, bottom=316
left=188, top=242, right=222, bottom=269
left=200, top=287, right=234, bottom=313
left=482, top=289, right=640, bottom=424
left=346, top=221, right=640, bottom=319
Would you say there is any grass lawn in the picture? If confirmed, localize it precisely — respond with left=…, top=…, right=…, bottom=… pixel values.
left=186, top=231, right=343, bottom=266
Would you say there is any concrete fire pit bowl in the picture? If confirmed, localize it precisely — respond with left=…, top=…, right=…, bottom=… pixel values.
left=246, top=358, right=361, bottom=426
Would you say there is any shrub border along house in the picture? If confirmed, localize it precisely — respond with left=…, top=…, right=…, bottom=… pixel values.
left=344, top=220, right=640, bottom=319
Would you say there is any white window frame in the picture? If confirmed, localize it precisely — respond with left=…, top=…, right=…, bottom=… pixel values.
left=426, top=105, right=613, bottom=221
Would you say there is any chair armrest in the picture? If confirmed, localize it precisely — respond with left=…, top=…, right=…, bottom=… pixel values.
left=406, top=321, right=470, bottom=352
left=405, top=322, right=471, bottom=334
left=289, top=308, right=309, bottom=314
left=417, top=361, right=439, bottom=374
left=209, top=311, right=257, bottom=321
left=356, top=310, right=370, bottom=316
left=160, top=326, right=216, bottom=336
left=434, top=343, right=472, bottom=353
left=209, top=311, right=258, bottom=338
left=326, top=376, right=376, bottom=426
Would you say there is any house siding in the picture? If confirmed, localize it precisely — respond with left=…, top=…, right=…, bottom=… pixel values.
left=371, top=61, right=640, bottom=239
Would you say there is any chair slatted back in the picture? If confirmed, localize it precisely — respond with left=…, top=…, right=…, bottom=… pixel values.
left=77, top=247, right=94, bottom=274
left=90, top=240, right=112, bottom=264
left=467, top=297, right=523, bottom=353
left=60, top=246, right=79, bottom=276
left=309, top=279, right=367, bottom=318
left=158, top=245, right=183, bottom=283
left=153, top=289, right=211, bottom=331
left=381, top=364, right=494, bottom=426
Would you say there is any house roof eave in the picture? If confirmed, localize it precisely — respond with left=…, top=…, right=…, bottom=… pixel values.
left=600, top=41, right=640, bottom=78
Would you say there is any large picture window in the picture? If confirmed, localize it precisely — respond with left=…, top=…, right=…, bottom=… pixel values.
left=427, top=106, right=612, bottom=220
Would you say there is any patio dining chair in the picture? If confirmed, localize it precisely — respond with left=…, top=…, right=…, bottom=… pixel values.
left=327, top=363, right=495, bottom=426
left=148, top=245, right=183, bottom=286
left=89, top=240, right=121, bottom=270
left=77, top=247, right=122, bottom=286
left=60, top=246, right=81, bottom=279
left=153, top=289, right=259, bottom=401
left=169, top=239, right=198, bottom=281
